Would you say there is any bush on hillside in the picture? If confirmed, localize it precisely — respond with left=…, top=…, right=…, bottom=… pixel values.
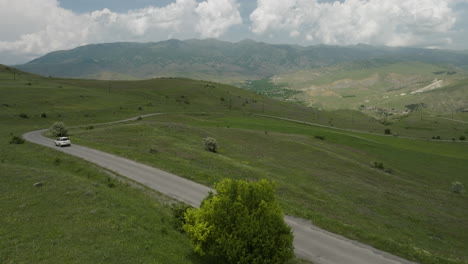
left=9, top=135, right=25, bottom=144
left=204, top=137, right=218, bottom=153
left=19, top=113, right=29, bottom=119
left=460, top=135, right=466, bottom=141
left=372, top=162, right=384, bottom=170
left=452, top=182, right=464, bottom=194
left=49, top=122, right=68, bottom=137
left=40, top=113, right=47, bottom=118
left=184, top=179, right=294, bottom=264
left=384, top=128, right=391, bottom=135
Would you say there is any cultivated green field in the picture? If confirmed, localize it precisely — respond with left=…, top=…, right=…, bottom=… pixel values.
left=1, top=65, right=467, bottom=264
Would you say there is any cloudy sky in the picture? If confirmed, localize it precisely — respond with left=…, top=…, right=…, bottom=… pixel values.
left=1, top=0, right=467, bottom=65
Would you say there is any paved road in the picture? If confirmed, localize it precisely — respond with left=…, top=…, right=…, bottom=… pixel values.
left=23, top=128, right=416, bottom=264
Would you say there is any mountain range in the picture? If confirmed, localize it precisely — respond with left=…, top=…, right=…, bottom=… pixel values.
left=16, top=39, right=468, bottom=82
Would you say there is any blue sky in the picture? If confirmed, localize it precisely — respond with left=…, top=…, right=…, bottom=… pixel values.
left=0, top=0, right=467, bottom=64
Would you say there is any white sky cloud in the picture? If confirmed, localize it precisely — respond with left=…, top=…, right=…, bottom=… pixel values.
left=0, top=0, right=242, bottom=64
left=0, top=0, right=466, bottom=64
left=250, top=0, right=458, bottom=48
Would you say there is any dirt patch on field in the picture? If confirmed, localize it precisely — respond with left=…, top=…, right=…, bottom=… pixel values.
left=410, top=79, right=445, bottom=94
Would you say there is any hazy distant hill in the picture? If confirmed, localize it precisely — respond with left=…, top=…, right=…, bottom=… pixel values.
left=16, top=39, right=468, bottom=82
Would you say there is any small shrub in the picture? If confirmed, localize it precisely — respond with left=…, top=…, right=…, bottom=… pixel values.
left=9, top=136, right=25, bottom=144
left=138, top=106, right=143, bottom=111
left=315, top=135, right=325, bottom=140
left=460, top=135, right=466, bottom=141
left=204, top=137, right=218, bottom=153
left=372, top=162, right=384, bottom=170
left=384, top=128, right=391, bottom=135
left=452, top=182, right=464, bottom=194
left=40, top=113, right=47, bottom=118
left=19, top=113, right=29, bottom=119
left=149, top=147, right=158, bottom=154
left=137, top=116, right=143, bottom=121
left=54, top=158, right=61, bottom=165
left=220, top=97, right=225, bottom=101
left=49, top=122, right=68, bottom=137
left=85, top=125, right=94, bottom=130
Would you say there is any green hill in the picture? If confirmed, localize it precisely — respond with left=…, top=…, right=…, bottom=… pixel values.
left=1, top=65, right=315, bottom=264
left=1, top=66, right=467, bottom=263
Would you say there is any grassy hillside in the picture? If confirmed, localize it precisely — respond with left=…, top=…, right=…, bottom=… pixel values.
left=1, top=65, right=467, bottom=263
left=68, top=113, right=468, bottom=264
left=0, top=66, right=311, bottom=264
left=265, top=61, right=468, bottom=118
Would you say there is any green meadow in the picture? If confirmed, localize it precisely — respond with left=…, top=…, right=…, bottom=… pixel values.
left=69, top=113, right=468, bottom=264
left=1, top=65, right=467, bottom=263
left=0, top=66, right=310, bottom=264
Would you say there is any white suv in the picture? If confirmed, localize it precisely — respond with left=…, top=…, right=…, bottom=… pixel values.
left=55, top=137, right=71, bottom=147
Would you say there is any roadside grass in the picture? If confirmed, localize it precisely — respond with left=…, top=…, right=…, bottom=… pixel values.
left=0, top=135, right=203, bottom=264
left=70, top=113, right=468, bottom=264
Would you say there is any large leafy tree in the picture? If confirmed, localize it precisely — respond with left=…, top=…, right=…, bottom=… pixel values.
left=183, top=179, right=294, bottom=264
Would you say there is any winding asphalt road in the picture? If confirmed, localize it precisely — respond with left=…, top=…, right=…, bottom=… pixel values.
left=23, top=120, right=416, bottom=264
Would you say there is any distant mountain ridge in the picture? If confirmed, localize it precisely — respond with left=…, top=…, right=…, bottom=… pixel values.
left=16, top=39, right=468, bottom=82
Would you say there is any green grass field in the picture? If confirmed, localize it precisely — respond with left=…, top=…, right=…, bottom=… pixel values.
left=68, top=113, right=468, bottom=264
left=0, top=66, right=311, bottom=264
left=1, top=65, right=467, bottom=263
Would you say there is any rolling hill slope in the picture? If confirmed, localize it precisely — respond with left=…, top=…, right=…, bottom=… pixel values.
left=1, top=65, right=467, bottom=263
